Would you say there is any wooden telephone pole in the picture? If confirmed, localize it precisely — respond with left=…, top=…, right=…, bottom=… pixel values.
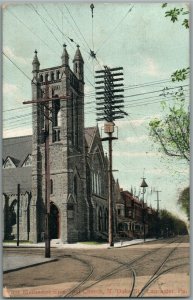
left=95, top=66, right=126, bottom=247
left=155, top=190, right=161, bottom=239
left=17, top=184, right=20, bottom=247
left=23, top=89, right=69, bottom=258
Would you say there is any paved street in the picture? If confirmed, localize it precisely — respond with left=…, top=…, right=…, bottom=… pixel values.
left=3, top=236, right=189, bottom=298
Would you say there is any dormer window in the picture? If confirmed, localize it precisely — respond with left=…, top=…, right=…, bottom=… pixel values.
left=3, top=157, right=17, bottom=169
left=22, top=155, right=32, bottom=167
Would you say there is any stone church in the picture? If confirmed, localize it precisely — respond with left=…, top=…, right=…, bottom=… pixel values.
left=3, top=45, right=116, bottom=243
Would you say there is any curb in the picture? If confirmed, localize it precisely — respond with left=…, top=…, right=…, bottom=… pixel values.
left=114, top=239, right=157, bottom=249
left=3, top=258, right=58, bottom=274
left=3, top=245, right=58, bottom=249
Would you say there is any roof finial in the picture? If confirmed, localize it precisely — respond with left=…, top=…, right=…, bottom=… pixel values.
left=32, top=49, right=40, bottom=72
left=61, top=44, right=69, bottom=65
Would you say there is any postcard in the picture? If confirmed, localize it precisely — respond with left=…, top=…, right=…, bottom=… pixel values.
left=2, top=2, right=190, bottom=298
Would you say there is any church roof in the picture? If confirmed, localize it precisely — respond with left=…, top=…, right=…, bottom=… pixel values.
left=2, top=128, right=97, bottom=194
left=84, top=127, right=97, bottom=152
left=3, top=135, right=32, bottom=167
left=3, top=128, right=96, bottom=162
left=3, top=135, right=32, bottom=194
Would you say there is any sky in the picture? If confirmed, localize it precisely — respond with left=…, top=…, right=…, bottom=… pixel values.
left=2, top=2, right=190, bottom=221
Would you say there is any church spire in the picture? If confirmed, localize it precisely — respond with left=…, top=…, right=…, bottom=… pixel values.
left=73, top=45, right=84, bottom=63
left=32, top=50, right=40, bottom=72
left=73, top=45, right=84, bottom=81
left=61, top=44, right=69, bottom=66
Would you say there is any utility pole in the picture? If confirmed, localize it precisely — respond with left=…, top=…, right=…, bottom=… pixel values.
left=95, top=66, right=126, bottom=247
left=44, top=85, right=51, bottom=258
left=23, top=89, right=69, bottom=258
left=155, top=190, right=161, bottom=239
left=17, top=184, right=20, bottom=247
left=140, top=177, right=148, bottom=242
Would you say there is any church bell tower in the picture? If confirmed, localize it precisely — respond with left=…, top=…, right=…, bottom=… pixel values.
left=30, top=45, right=89, bottom=243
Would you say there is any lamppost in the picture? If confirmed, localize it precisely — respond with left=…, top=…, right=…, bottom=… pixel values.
left=140, top=177, right=148, bottom=242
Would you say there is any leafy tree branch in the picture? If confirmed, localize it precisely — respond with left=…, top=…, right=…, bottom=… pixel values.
left=162, top=3, right=189, bottom=28
left=149, top=91, right=190, bottom=162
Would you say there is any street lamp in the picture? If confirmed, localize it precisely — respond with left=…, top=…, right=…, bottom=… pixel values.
left=140, top=178, right=148, bottom=242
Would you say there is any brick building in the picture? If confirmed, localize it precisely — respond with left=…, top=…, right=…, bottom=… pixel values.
left=116, top=190, right=153, bottom=239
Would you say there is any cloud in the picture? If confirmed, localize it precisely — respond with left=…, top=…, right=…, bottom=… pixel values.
left=116, top=114, right=162, bottom=129
left=3, top=46, right=29, bottom=65
left=146, top=168, right=169, bottom=175
left=144, top=57, right=160, bottom=76
left=3, top=83, right=19, bottom=96
left=120, top=135, right=147, bottom=144
left=3, top=82, right=24, bottom=105
left=113, top=151, right=161, bottom=158
left=3, top=127, right=32, bottom=138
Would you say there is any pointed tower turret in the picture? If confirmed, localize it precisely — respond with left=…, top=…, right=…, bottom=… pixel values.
left=73, top=45, right=84, bottom=81
left=32, top=50, right=40, bottom=73
left=61, top=44, right=69, bottom=66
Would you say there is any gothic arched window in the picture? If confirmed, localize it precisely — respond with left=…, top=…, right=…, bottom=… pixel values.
left=74, top=175, right=77, bottom=198
left=50, top=179, right=53, bottom=194
left=51, top=72, right=55, bottom=81
left=39, top=74, right=43, bottom=82
left=98, top=207, right=103, bottom=232
left=56, top=70, right=60, bottom=80
left=45, top=73, right=49, bottom=82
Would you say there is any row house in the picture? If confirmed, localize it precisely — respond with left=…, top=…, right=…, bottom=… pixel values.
left=116, top=190, right=156, bottom=239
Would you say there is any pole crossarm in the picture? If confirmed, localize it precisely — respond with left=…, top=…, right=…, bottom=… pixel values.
left=95, top=66, right=125, bottom=123
left=95, top=65, right=126, bottom=247
left=23, top=95, right=70, bottom=105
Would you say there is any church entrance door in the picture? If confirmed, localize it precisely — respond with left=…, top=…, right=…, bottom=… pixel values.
left=50, top=203, right=59, bottom=239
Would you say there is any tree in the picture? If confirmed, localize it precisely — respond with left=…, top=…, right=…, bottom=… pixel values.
left=149, top=91, right=190, bottom=162
left=159, top=209, right=188, bottom=236
left=178, top=187, right=189, bottom=221
left=149, top=3, right=190, bottom=162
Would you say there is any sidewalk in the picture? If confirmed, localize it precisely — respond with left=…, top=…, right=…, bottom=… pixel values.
left=3, top=238, right=155, bottom=249
left=3, top=238, right=155, bottom=273
left=3, top=255, right=57, bottom=273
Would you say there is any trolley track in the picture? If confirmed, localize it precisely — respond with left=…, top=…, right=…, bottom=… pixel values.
left=130, top=237, right=186, bottom=297
left=3, top=236, right=188, bottom=298
left=61, top=237, right=183, bottom=297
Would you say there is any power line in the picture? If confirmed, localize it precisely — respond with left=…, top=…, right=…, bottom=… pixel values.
left=41, top=4, right=72, bottom=49
left=96, top=5, right=134, bottom=54
left=29, top=4, right=62, bottom=47
left=124, top=84, right=189, bottom=98
left=7, top=9, right=58, bottom=55
left=3, top=89, right=189, bottom=125
left=64, top=3, right=91, bottom=51
left=81, top=78, right=189, bottom=97
left=3, top=52, right=32, bottom=81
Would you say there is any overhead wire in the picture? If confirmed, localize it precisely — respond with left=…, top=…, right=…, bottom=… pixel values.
left=28, top=3, right=62, bottom=47
left=3, top=85, right=189, bottom=119
left=7, top=9, right=58, bottom=55
left=41, top=4, right=68, bottom=46
left=4, top=91, right=189, bottom=130
left=3, top=52, right=32, bottom=82
left=96, top=4, right=134, bottom=54
left=81, top=77, right=189, bottom=98
left=64, top=3, right=91, bottom=52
